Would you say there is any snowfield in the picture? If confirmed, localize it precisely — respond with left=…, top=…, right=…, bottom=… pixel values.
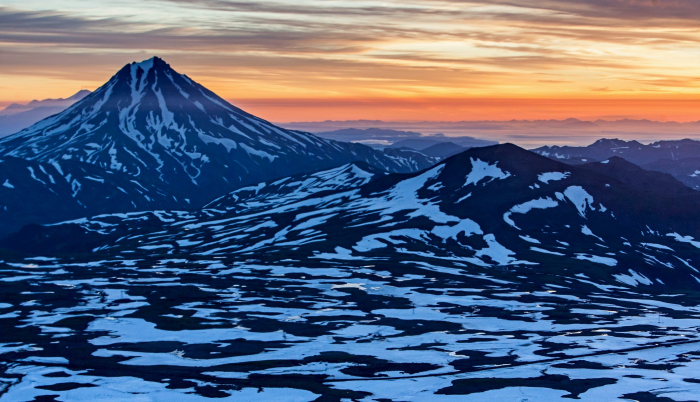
left=2, top=254, right=700, bottom=401
left=2, top=143, right=700, bottom=401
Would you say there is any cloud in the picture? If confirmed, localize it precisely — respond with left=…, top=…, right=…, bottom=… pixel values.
left=2, top=0, right=700, bottom=120
left=450, top=0, right=700, bottom=25
left=0, top=7, right=128, bottom=31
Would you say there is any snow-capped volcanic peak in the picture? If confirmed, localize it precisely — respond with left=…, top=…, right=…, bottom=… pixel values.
left=0, top=57, right=430, bottom=227
left=0, top=57, right=324, bottom=181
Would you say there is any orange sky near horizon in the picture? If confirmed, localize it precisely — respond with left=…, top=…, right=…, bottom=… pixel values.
left=3, top=0, right=700, bottom=123
left=235, top=98, right=700, bottom=123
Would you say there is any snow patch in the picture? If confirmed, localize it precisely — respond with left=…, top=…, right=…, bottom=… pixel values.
left=475, top=234, right=535, bottom=266
left=614, top=269, right=653, bottom=286
left=353, top=229, right=428, bottom=252
left=431, top=219, right=482, bottom=241
left=199, top=133, right=237, bottom=152
left=456, top=193, right=472, bottom=203
left=519, top=235, right=540, bottom=244
left=564, top=186, right=594, bottom=217
left=464, top=158, right=511, bottom=187
left=538, top=171, right=570, bottom=184
left=531, top=247, right=564, bottom=256
left=581, top=225, right=604, bottom=242
left=667, top=233, right=700, bottom=249
left=641, top=243, right=674, bottom=252
left=575, top=253, right=617, bottom=266
left=313, top=247, right=364, bottom=260
left=503, top=197, right=558, bottom=229
left=241, top=144, right=278, bottom=162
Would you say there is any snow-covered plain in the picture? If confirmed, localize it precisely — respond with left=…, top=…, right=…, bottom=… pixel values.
left=2, top=255, right=700, bottom=401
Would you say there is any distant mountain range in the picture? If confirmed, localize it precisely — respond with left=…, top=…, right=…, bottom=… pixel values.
left=417, top=142, right=467, bottom=158
left=0, top=90, right=91, bottom=137
left=389, top=137, right=497, bottom=151
left=311, top=127, right=423, bottom=143
left=0, top=90, right=91, bottom=116
left=6, top=96, right=700, bottom=149
left=0, top=57, right=437, bottom=236
left=315, top=129, right=700, bottom=185
left=534, top=139, right=700, bottom=190
left=313, top=128, right=498, bottom=158
left=285, top=118, right=700, bottom=149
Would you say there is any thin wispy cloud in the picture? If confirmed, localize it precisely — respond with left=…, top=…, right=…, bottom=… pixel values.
left=2, top=0, right=700, bottom=121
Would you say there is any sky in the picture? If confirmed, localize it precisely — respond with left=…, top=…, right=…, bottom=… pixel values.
left=2, top=0, right=700, bottom=122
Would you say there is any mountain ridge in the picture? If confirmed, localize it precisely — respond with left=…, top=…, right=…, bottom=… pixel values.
left=7, top=143, right=700, bottom=295
left=0, top=89, right=91, bottom=116
left=533, top=138, right=700, bottom=190
left=0, top=90, right=93, bottom=137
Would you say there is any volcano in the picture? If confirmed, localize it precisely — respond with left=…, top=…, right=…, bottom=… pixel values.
left=0, top=57, right=436, bottom=236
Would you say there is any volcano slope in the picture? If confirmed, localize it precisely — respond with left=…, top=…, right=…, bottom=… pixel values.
left=1, top=145, right=700, bottom=401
